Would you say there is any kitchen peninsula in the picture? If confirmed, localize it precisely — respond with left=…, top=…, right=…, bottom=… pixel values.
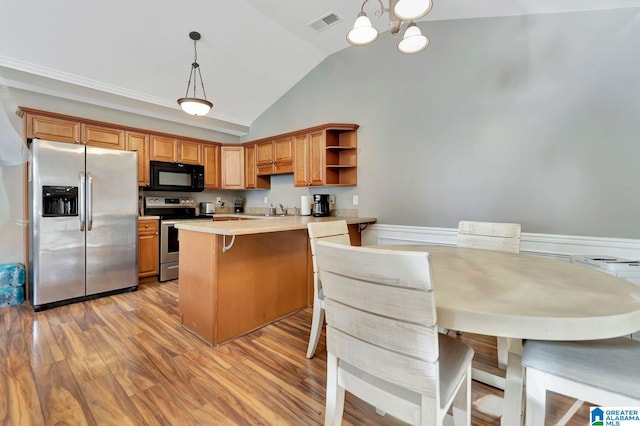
left=175, top=215, right=376, bottom=346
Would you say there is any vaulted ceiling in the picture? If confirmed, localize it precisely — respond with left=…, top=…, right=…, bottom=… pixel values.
left=1, top=0, right=638, bottom=136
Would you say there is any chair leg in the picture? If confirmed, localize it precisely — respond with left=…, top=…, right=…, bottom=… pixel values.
left=497, top=337, right=508, bottom=370
left=325, top=352, right=344, bottom=426
left=306, top=302, right=325, bottom=359
left=524, top=369, right=547, bottom=426
left=452, top=363, right=472, bottom=426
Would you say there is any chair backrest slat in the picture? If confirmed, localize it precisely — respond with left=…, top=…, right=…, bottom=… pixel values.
left=324, top=298, right=438, bottom=360
left=327, top=327, right=437, bottom=395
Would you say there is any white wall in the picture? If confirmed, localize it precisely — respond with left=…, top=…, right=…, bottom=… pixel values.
left=0, top=164, right=25, bottom=264
left=243, top=9, right=640, bottom=239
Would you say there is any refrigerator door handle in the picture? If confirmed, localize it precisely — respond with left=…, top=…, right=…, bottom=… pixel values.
left=87, top=172, right=93, bottom=231
left=79, top=172, right=86, bottom=231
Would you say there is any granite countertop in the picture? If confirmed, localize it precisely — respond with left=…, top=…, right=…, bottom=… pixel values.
left=174, top=215, right=377, bottom=236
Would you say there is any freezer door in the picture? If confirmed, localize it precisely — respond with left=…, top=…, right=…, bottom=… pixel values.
left=30, top=140, right=86, bottom=306
left=85, top=146, right=138, bottom=295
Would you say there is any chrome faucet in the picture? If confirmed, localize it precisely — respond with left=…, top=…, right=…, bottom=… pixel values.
left=278, top=203, right=287, bottom=216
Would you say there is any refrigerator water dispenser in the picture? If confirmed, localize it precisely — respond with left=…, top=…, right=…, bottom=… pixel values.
left=42, top=186, right=78, bottom=217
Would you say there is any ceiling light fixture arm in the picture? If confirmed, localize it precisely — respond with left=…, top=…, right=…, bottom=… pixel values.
left=360, top=0, right=386, bottom=17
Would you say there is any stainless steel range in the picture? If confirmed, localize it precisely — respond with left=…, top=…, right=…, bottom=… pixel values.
left=144, top=196, right=209, bottom=281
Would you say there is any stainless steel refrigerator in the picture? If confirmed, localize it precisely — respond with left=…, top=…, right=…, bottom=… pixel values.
left=29, top=139, right=138, bottom=311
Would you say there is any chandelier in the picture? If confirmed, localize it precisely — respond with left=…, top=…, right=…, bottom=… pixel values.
left=347, top=0, right=431, bottom=54
left=177, top=31, right=213, bottom=116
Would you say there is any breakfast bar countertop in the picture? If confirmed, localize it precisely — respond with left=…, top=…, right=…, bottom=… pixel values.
left=174, top=215, right=377, bottom=236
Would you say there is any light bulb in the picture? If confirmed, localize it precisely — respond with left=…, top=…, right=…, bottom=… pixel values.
left=346, top=12, right=379, bottom=46
left=397, top=22, right=429, bottom=54
left=394, top=0, right=432, bottom=21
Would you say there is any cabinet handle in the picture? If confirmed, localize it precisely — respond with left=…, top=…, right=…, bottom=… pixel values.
left=155, top=232, right=158, bottom=235
left=145, top=224, right=149, bottom=228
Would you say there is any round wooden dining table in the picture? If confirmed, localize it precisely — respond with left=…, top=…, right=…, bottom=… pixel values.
left=380, top=245, right=640, bottom=426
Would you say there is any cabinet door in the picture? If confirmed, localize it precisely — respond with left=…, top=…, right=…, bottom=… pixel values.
left=126, top=132, right=150, bottom=187
left=150, top=135, right=177, bottom=162
left=178, top=140, right=203, bottom=165
left=204, top=145, right=221, bottom=189
left=256, top=141, right=274, bottom=175
left=273, top=137, right=293, bottom=174
left=138, top=220, right=159, bottom=278
left=293, top=134, right=309, bottom=187
left=26, top=113, right=80, bottom=143
left=82, top=124, right=125, bottom=150
left=221, top=146, right=245, bottom=189
left=245, top=144, right=257, bottom=189
left=308, top=131, right=325, bottom=186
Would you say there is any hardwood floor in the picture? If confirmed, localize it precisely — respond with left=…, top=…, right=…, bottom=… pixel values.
left=0, top=280, right=590, bottom=425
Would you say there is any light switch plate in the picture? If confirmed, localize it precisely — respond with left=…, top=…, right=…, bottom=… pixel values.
left=353, top=195, right=359, bottom=205
left=328, top=195, right=336, bottom=204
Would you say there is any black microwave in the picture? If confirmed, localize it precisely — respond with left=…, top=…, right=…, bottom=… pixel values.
left=149, top=161, right=205, bottom=192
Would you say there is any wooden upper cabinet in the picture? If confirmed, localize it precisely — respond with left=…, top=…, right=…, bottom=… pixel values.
left=204, top=144, right=221, bottom=189
left=293, top=134, right=310, bottom=187
left=81, top=124, right=125, bottom=150
left=294, top=131, right=324, bottom=187
left=273, top=137, right=293, bottom=174
left=126, top=131, right=150, bottom=187
left=255, top=138, right=293, bottom=175
left=26, top=113, right=80, bottom=143
left=150, top=135, right=177, bottom=162
left=245, top=144, right=257, bottom=189
left=178, top=140, right=203, bottom=165
left=308, top=131, right=326, bottom=186
left=294, top=127, right=357, bottom=187
left=221, top=146, right=245, bottom=189
left=256, top=141, right=274, bottom=175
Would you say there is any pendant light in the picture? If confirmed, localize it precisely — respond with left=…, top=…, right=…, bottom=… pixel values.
left=177, top=31, right=213, bottom=116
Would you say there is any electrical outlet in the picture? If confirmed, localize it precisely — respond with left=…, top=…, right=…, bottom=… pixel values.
left=216, top=197, right=222, bottom=203
left=263, top=196, right=268, bottom=204
left=328, top=195, right=336, bottom=204
left=353, top=195, right=359, bottom=206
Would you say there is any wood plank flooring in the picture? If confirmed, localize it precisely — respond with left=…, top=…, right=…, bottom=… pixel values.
left=0, top=280, right=591, bottom=425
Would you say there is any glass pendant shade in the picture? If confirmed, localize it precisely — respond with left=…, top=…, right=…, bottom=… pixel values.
left=397, top=22, right=429, bottom=54
left=177, top=31, right=213, bottom=116
left=178, top=98, right=213, bottom=116
left=347, top=12, right=379, bottom=45
left=393, top=0, right=432, bottom=21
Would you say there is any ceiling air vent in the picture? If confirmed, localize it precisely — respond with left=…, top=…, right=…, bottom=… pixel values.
left=308, top=12, right=341, bottom=32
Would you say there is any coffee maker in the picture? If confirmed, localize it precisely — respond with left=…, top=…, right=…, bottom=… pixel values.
left=234, top=197, right=244, bottom=213
left=312, top=194, right=330, bottom=217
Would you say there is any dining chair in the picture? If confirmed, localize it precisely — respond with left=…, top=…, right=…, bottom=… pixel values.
left=315, top=241, right=474, bottom=425
left=457, top=220, right=522, bottom=371
left=306, top=220, right=351, bottom=359
left=522, top=337, right=640, bottom=426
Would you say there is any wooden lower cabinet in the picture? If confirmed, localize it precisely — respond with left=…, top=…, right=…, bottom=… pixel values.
left=138, top=219, right=159, bottom=278
left=178, top=229, right=308, bottom=345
